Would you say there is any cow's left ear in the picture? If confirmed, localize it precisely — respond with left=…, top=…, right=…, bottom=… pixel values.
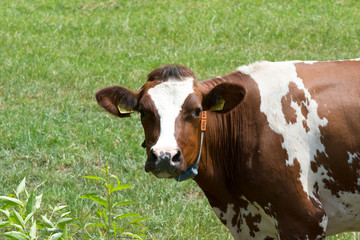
left=95, top=86, right=138, bottom=118
left=202, top=83, right=245, bottom=113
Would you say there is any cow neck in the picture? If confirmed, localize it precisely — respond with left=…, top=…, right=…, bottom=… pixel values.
left=174, top=111, right=207, bottom=182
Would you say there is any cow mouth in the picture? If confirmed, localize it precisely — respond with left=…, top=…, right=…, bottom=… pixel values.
left=145, top=160, right=183, bottom=178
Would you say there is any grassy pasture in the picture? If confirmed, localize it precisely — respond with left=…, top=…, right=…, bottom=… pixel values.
left=0, top=0, right=360, bottom=239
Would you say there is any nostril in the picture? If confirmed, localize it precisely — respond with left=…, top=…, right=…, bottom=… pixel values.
left=172, top=149, right=182, bottom=163
left=149, top=149, right=157, bottom=161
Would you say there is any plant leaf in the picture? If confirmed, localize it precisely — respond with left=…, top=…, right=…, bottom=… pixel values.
left=33, top=181, right=46, bottom=192
left=0, top=196, right=23, bottom=207
left=108, top=182, right=113, bottom=193
left=29, top=221, right=37, bottom=240
left=49, top=232, right=63, bottom=240
left=60, top=212, right=71, bottom=218
left=103, top=209, right=108, bottom=223
left=15, top=178, right=26, bottom=198
left=80, top=194, right=108, bottom=209
left=0, top=221, right=10, bottom=228
left=113, top=221, right=117, bottom=236
left=130, top=217, right=151, bottom=224
left=95, top=210, right=103, bottom=218
left=110, top=185, right=133, bottom=193
left=41, top=215, right=54, bottom=228
left=0, top=209, right=11, bottom=218
left=35, top=194, right=42, bottom=210
left=123, top=232, right=142, bottom=239
left=83, top=176, right=105, bottom=182
left=3, top=231, right=29, bottom=240
left=114, top=213, right=141, bottom=219
left=25, top=191, right=36, bottom=215
left=57, top=217, right=73, bottom=229
left=12, top=210, right=25, bottom=230
left=10, top=223, right=24, bottom=232
left=24, top=212, right=35, bottom=225
left=110, top=174, right=120, bottom=186
left=53, top=205, right=67, bottom=213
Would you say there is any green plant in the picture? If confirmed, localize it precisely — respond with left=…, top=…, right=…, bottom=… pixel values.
left=0, top=178, right=74, bottom=240
left=1, top=0, right=359, bottom=238
left=81, top=161, right=150, bottom=240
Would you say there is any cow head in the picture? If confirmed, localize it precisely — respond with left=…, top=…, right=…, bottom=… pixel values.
left=96, top=65, right=245, bottom=180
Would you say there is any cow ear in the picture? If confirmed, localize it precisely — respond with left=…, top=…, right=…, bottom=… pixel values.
left=202, top=83, right=245, bottom=113
left=95, top=86, right=138, bottom=118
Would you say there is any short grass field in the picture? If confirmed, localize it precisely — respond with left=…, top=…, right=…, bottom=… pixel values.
left=1, top=0, right=360, bottom=239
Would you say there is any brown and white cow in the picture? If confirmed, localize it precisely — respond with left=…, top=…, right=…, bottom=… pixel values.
left=96, top=59, right=360, bottom=239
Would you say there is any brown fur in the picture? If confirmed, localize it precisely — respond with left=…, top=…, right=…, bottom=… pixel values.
left=96, top=61, right=360, bottom=239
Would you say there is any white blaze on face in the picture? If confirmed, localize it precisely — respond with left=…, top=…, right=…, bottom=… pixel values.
left=237, top=61, right=328, bottom=196
left=148, top=77, right=194, bottom=149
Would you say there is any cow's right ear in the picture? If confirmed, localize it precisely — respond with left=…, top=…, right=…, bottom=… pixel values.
left=95, top=86, right=138, bottom=118
left=201, top=82, right=245, bottom=114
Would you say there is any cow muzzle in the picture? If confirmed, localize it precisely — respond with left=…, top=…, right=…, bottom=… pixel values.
left=145, top=147, right=183, bottom=178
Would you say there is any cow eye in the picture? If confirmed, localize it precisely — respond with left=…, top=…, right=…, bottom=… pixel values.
left=193, top=107, right=202, bottom=117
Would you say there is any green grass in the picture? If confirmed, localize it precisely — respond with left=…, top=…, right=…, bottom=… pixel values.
left=0, top=0, right=359, bottom=239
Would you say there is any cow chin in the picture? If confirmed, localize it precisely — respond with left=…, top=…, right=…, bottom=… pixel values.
left=148, top=169, right=180, bottom=179
left=152, top=171, right=177, bottom=179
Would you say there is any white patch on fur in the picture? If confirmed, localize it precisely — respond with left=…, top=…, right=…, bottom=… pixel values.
left=291, top=60, right=318, bottom=65
left=321, top=189, right=360, bottom=235
left=319, top=215, right=328, bottom=233
left=237, top=61, right=328, bottom=196
left=347, top=151, right=359, bottom=165
left=315, top=151, right=360, bottom=235
left=213, top=198, right=279, bottom=239
left=212, top=204, right=239, bottom=237
left=148, top=77, right=194, bottom=149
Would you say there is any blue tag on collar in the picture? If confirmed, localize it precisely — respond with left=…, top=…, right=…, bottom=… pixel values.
left=174, top=167, right=198, bottom=182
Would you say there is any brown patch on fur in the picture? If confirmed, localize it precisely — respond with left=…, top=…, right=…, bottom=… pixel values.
left=244, top=213, right=261, bottom=237
left=311, top=161, right=318, bottom=173
left=302, top=120, right=310, bottom=132
left=296, top=61, right=360, bottom=197
left=281, top=93, right=297, bottom=124
left=313, top=182, right=320, bottom=193
left=301, top=103, right=309, bottom=119
left=281, top=82, right=311, bottom=126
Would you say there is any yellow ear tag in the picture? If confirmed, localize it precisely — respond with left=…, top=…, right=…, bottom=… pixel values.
left=210, top=98, right=225, bottom=111
left=117, top=105, right=134, bottom=114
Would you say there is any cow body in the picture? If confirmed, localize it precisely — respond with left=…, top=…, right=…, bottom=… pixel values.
left=96, top=59, right=360, bottom=239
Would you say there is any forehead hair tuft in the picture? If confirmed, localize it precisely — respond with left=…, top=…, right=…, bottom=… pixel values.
left=147, top=65, right=195, bottom=82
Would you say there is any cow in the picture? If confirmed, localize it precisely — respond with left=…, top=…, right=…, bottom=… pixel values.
left=95, top=59, right=360, bottom=239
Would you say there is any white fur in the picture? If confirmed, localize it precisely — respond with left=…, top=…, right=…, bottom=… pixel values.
left=318, top=151, right=360, bottom=235
left=237, top=61, right=328, bottom=196
left=212, top=204, right=239, bottom=237
left=148, top=77, right=194, bottom=150
left=213, top=198, right=279, bottom=239
left=237, top=61, right=360, bottom=236
left=321, top=189, right=360, bottom=235
left=319, top=215, right=328, bottom=235
left=347, top=151, right=359, bottom=165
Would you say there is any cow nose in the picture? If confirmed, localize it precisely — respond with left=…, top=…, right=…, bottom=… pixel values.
left=150, top=148, right=181, bottom=163
left=147, top=148, right=182, bottom=173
